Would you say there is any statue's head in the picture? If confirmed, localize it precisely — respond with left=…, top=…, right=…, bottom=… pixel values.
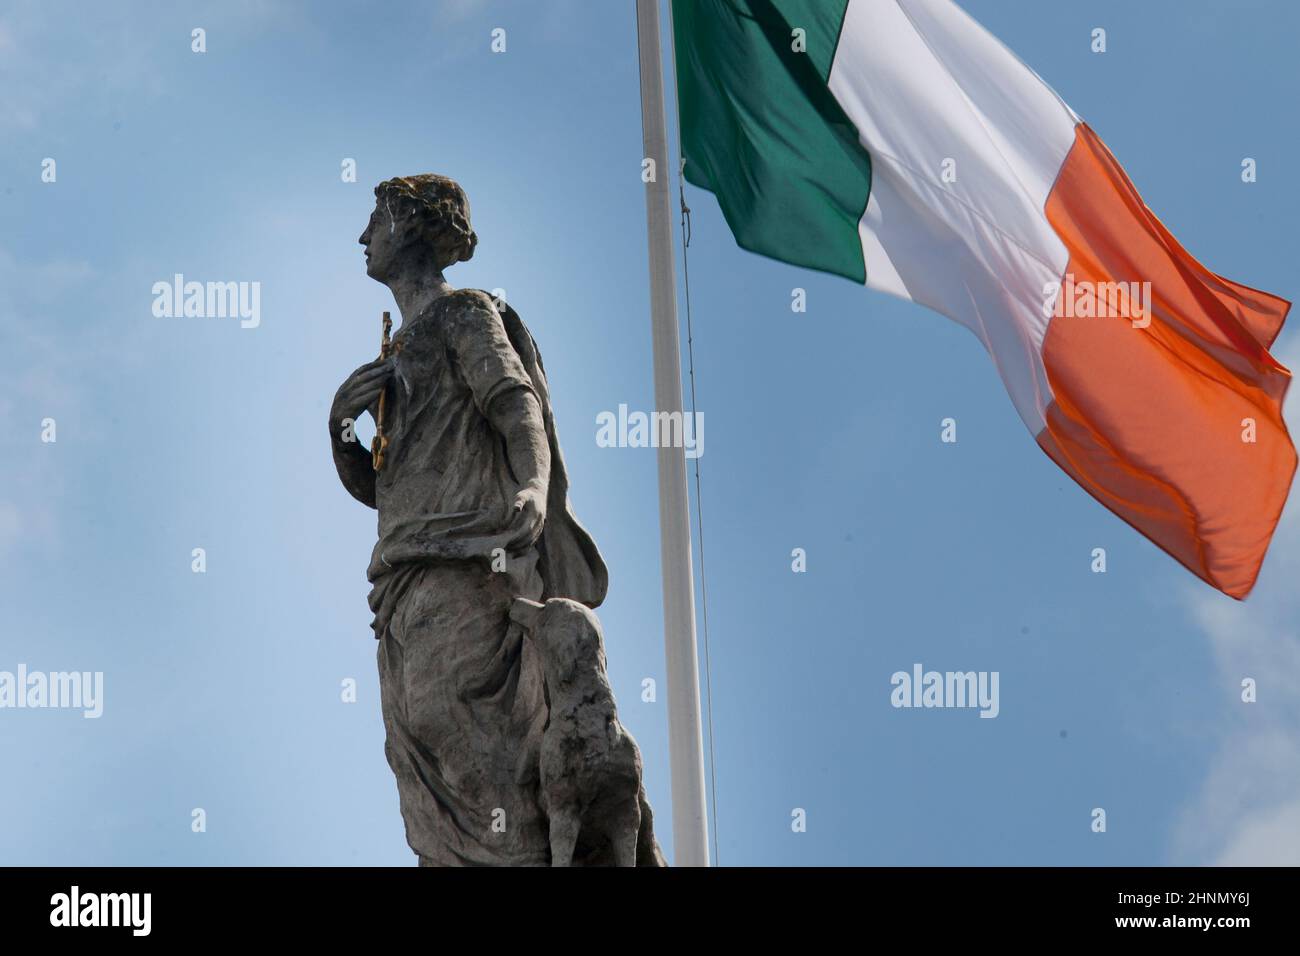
left=359, top=174, right=478, bottom=281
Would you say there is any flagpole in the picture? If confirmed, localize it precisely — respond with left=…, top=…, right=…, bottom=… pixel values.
left=634, top=0, right=710, bottom=867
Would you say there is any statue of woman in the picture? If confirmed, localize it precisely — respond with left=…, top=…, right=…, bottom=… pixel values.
left=328, top=174, right=661, bottom=866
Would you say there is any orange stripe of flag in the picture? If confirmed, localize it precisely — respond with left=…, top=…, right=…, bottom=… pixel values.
left=1039, top=123, right=1294, bottom=599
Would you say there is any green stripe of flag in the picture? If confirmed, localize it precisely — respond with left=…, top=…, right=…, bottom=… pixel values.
left=672, top=0, right=872, bottom=282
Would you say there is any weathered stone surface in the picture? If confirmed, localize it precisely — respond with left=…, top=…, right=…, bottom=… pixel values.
left=512, top=597, right=666, bottom=867
left=329, top=174, right=664, bottom=866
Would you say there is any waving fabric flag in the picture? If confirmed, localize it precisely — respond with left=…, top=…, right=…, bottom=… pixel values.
left=673, top=0, right=1295, bottom=598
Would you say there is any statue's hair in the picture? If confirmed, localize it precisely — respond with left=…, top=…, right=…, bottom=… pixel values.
left=374, top=174, right=478, bottom=264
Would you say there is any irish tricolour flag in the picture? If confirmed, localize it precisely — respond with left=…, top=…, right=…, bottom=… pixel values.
left=673, top=0, right=1294, bottom=598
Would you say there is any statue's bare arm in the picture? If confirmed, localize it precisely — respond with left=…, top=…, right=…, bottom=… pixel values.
left=449, top=290, right=554, bottom=551
left=328, top=356, right=392, bottom=509
left=487, top=387, right=551, bottom=551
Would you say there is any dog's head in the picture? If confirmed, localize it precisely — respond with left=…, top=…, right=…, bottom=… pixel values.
left=528, top=598, right=607, bottom=683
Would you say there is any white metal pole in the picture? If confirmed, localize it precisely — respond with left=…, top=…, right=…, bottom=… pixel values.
left=634, top=0, right=710, bottom=868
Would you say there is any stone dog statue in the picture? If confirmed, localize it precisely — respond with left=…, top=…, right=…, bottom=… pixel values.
left=510, top=597, right=661, bottom=867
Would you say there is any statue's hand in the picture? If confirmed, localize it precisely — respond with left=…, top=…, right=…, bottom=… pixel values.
left=330, top=357, right=394, bottom=439
left=505, top=480, right=547, bottom=552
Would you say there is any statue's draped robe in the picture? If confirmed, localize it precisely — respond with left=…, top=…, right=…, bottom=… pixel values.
left=365, top=289, right=609, bottom=866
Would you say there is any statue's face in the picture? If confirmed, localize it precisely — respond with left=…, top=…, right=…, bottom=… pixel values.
left=358, top=200, right=402, bottom=281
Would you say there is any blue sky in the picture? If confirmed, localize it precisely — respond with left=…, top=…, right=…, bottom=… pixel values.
left=1, top=0, right=1298, bottom=866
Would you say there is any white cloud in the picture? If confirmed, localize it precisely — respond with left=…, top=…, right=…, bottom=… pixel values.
left=1216, top=800, right=1300, bottom=866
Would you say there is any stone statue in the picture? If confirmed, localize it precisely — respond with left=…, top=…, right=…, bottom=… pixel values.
left=329, top=174, right=665, bottom=867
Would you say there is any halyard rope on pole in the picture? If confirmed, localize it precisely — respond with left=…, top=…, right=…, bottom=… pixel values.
left=679, top=155, right=721, bottom=868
